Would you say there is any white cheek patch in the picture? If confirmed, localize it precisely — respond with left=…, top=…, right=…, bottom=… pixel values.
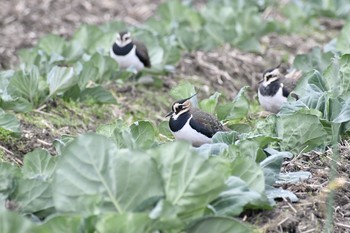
left=263, top=77, right=279, bottom=87
left=121, top=39, right=132, bottom=47
left=172, top=114, right=179, bottom=120
left=172, top=109, right=187, bottom=120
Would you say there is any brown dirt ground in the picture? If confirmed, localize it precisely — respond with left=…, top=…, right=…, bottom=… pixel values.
left=1, top=0, right=350, bottom=232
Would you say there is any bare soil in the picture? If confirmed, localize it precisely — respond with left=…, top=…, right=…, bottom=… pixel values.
left=0, top=0, right=349, bottom=232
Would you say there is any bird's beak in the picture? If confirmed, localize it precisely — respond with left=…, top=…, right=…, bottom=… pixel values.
left=186, top=93, right=197, bottom=101
left=165, top=111, right=174, bottom=117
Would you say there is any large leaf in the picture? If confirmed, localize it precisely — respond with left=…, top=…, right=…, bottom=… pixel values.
left=157, top=0, right=202, bottom=28
left=336, top=21, right=350, bottom=54
left=18, top=48, right=41, bottom=67
left=14, top=179, right=54, bottom=214
left=217, top=86, right=250, bottom=121
left=158, top=121, right=173, bottom=139
left=322, top=56, right=344, bottom=96
left=112, top=124, right=136, bottom=149
left=333, top=98, right=350, bottom=127
left=333, top=97, right=350, bottom=123
left=96, top=213, right=154, bottom=233
left=0, top=211, right=34, bottom=233
left=21, top=149, right=57, bottom=180
left=293, top=47, right=333, bottom=73
left=338, top=54, right=350, bottom=95
left=0, top=163, right=21, bottom=204
left=260, top=149, right=299, bottom=204
left=212, top=131, right=239, bottom=145
left=229, top=154, right=265, bottom=193
left=254, top=115, right=277, bottom=138
left=38, top=34, right=65, bottom=55
left=110, top=121, right=157, bottom=149
left=30, top=215, right=83, bottom=233
left=72, top=25, right=104, bottom=52
left=278, top=171, right=311, bottom=184
left=238, top=135, right=279, bottom=161
left=89, top=53, right=118, bottom=81
left=162, top=45, right=182, bottom=66
left=47, top=66, right=76, bottom=97
left=199, top=92, right=221, bottom=114
left=202, top=1, right=264, bottom=52
left=0, top=109, right=20, bottom=134
left=152, top=142, right=229, bottom=215
left=265, top=187, right=298, bottom=203
left=169, top=82, right=196, bottom=102
left=77, top=61, right=99, bottom=88
left=80, top=86, right=117, bottom=104
left=53, top=133, right=164, bottom=214
left=96, top=121, right=121, bottom=138
left=260, top=150, right=293, bottom=187
left=0, top=97, right=33, bottom=113
left=62, top=41, right=84, bottom=63
left=13, top=149, right=57, bottom=214
left=211, top=176, right=271, bottom=216
left=186, top=216, right=256, bottom=233
left=276, top=112, right=328, bottom=154
left=0, top=70, right=14, bottom=100
left=293, top=70, right=323, bottom=97
left=8, top=66, right=39, bottom=105
left=193, top=143, right=228, bottom=156
left=130, top=121, right=157, bottom=149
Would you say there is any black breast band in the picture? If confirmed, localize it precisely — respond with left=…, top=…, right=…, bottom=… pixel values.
left=112, top=42, right=134, bottom=56
left=169, top=112, right=190, bottom=132
left=259, top=80, right=281, bottom=96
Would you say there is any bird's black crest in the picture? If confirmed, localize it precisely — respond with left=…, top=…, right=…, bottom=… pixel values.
left=262, top=64, right=281, bottom=77
left=175, top=93, right=197, bottom=105
left=119, top=31, right=129, bottom=37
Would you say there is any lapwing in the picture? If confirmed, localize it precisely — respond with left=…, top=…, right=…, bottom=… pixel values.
left=166, top=94, right=230, bottom=147
left=110, top=31, right=151, bottom=71
left=258, top=65, right=301, bottom=113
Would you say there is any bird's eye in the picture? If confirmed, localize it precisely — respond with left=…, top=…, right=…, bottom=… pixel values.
left=266, top=74, right=272, bottom=80
left=124, top=36, right=130, bottom=40
left=173, top=104, right=181, bottom=113
left=176, top=105, right=183, bottom=112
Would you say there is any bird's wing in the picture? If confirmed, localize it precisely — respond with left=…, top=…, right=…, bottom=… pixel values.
left=133, top=40, right=151, bottom=68
left=190, top=108, right=230, bottom=138
left=281, top=70, right=302, bottom=98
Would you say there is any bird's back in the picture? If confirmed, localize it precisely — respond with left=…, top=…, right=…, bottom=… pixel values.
left=190, top=108, right=230, bottom=138
left=134, top=40, right=151, bottom=68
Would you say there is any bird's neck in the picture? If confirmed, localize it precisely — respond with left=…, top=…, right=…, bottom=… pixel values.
left=112, top=42, right=134, bottom=56
left=169, top=111, right=191, bottom=132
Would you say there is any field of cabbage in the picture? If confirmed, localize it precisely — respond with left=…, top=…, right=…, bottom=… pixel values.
left=1, top=0, right=350, bottom=232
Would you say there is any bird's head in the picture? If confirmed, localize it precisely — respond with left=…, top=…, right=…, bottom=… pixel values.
left=166, top=94, right=196, bottom=120
left=261, top=65, right=282, bottom=87
left=115, top=31, right=132, bottom=47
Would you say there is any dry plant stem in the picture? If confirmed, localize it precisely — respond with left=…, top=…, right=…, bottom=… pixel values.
left=37, top=138, right=51, bottom=146
left=196, top=51, right=232, bottom=84
left=0, top=145, right=14, bottom=155
left=334, top=222, right=350, bottom=229
left=282, top=197, right=297, bottom=213
left=324, top=124, right=341, bottom=233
